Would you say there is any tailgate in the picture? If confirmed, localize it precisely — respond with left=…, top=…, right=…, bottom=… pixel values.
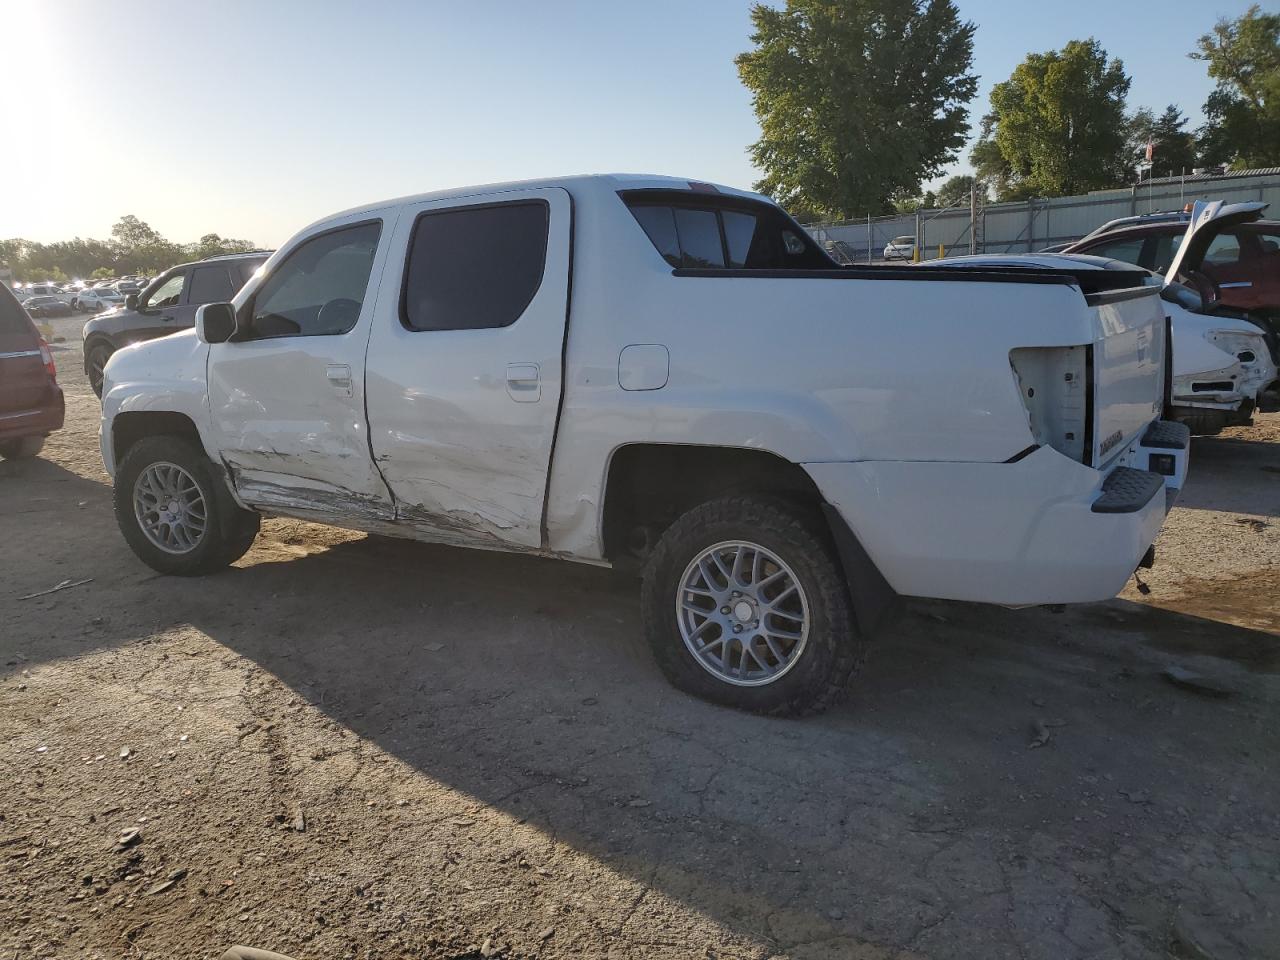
left=1089, top=287, right=1165, bottom=468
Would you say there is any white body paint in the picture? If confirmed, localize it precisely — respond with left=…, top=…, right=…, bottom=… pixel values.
left=101, top=174, right=1188, bottom=605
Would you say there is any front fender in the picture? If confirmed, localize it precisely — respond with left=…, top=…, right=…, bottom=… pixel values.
left=100, top=330, right=214, bottom=476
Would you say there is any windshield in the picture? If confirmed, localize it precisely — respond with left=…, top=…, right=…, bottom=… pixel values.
left=892, top=236, right=915, bottom=245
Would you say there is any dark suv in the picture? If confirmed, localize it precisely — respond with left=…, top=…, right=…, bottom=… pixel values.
left=82, top=251, right=270, bottom=396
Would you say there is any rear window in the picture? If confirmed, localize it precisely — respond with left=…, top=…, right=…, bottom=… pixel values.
left=623, top=191, right=831, bottom=271
left=0, top=288, right=33, bottom=335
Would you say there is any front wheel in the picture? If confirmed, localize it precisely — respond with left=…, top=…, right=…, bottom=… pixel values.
left=641, top=496, right=865, bottom=716
left=113, top=436, right=260, bottom=575
left=86, top=342, right=113, bottom=397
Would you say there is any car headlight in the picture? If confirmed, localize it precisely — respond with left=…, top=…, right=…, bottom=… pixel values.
left=1207, top=329, right=1267, bottom=365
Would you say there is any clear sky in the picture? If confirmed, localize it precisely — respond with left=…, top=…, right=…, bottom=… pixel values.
left=3, top=0, right=1260, bottom=247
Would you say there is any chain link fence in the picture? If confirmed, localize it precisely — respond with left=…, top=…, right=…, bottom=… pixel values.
left=806, top=170, right=1280, bottom=263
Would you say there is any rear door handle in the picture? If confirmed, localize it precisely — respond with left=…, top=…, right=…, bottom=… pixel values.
left=326, top=363, right=353, bottom=398
left=1219, top=281, right=1252, bottom=289
left=506, top=363, right=540, bottom=402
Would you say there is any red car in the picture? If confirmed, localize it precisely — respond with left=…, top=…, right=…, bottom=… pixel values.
left=1063, top=207, right=1280, bottom=359
left=0, top=285, right=64, bottom=460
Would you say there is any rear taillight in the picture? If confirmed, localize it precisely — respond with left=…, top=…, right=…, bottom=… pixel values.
left=1009, top=345, right=1089, bottom=463
left=39, top=340, right=57, bottom=381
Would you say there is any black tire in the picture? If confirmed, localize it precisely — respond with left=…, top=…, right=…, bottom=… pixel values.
left=113, top=436, right=260, bottom=576
left=86, top=342, right=113, bottom=398
left=641, top=495, right=864, bottom=717
left=0, top=436, right=45, bottom=460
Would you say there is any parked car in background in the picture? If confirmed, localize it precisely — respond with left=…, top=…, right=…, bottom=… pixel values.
left=1062, top=203, right=1280, bottom=362
left=97, top=173, right=1186, bottom=715
left=75, top=288, right=125, bottom=314
left=23, top=295, right=74, bottom=318
left=0, top=285, right=64, bottom=460
left=82, top=250, right=270, bottom=396
left=923, top=201, right=1277, bottom=435
left=883, top=236, right=916, bottom=261
left=23, top=283, right=74, bottom=304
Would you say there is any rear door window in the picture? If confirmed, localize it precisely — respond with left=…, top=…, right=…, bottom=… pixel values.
left=1203, top=234, right=1243, bottom=266
left=401, top=201, right=548, bottom=332
left=188, top=265, right=236, bottom=305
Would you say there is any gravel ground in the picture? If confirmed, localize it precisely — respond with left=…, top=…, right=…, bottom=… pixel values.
left=2, top=316, right=1278, bottom=960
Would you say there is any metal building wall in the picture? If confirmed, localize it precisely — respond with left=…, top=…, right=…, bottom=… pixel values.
left=807, top=171, right=1280, bottom=262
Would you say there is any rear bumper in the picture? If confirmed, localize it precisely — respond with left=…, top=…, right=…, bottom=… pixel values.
left=0, top=388, right=64, bottom=442
left=804, top=419, right=1189, bottom=606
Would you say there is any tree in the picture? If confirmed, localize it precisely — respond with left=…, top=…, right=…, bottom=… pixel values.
left=973, top=39, right=1131, bottom=198
left=1, top=221, right=258, bottom=282
left=188, top=233, right=258, bottom=261
left=110, top=215, right=183, bottom=274
left=934, top=173, right=978, bottom=207
left=1126, top=105, right=1198, bottom=178
left=736, top=0, right=978, bottom=219
left=1191, top=5, right=1280, bottom=169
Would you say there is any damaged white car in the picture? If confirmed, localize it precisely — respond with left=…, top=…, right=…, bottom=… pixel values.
left=931, top=200, right=1276, bottom=435
left=98, top=174, right=1188, bottom=716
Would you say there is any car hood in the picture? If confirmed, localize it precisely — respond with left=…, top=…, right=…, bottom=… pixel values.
left=1164, top=200, right=1268, bottom=286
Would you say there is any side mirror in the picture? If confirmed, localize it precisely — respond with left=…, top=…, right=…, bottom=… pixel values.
left=196, top=302, right=237, bottom=344
left=125, top=293, right=138, bottom=310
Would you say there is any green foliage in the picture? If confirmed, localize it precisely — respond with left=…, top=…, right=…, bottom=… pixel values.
left=973, top=39, right=1131, bottom=199
left=0, top=217, right=258, bottom=284
left=736, top=0, right=978, bottom=219
left=934, top=173, right=978, bottom=208
left=190, top=233, right=258, bottom=261
left=1191, top=5, right=1280, bottom=169
left=1126, top=105, right=1198, bottom=178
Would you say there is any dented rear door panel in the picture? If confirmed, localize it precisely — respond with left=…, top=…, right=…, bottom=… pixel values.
left=364, top=187, right=573, bottom=550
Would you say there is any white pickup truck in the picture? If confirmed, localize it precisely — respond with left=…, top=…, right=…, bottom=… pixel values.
left=100, top=174, right=1189, bottom=715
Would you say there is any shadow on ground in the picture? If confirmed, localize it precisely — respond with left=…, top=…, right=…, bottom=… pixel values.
left=4, top=450, right=1280, bottom=957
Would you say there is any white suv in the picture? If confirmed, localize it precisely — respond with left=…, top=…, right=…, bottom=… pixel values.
left=76, top=288, right=125, bottom=313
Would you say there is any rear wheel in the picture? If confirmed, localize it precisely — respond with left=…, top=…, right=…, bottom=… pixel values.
left=641, top=496, right=864, bottom=716
left=113, top=436, right=259, bottom=576
left=0, top=436, right=45, bottom=460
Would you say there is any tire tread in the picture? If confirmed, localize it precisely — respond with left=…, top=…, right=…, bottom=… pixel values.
left=641, top=495, right=865, bottom=717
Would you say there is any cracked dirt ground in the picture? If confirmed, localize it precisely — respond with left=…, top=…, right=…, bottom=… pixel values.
left=3, top=317, right=1279, bottom=960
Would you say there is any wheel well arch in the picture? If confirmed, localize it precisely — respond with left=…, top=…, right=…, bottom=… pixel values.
left=111, top=411, right=204, bottom=468
left=600, top=443, right=823, bottom=563
left=82, top=333, right=115, bottom=368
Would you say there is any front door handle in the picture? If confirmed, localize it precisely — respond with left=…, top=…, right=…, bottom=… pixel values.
left=326, top=363, right=353, bottom=398
left=506, top=363, right=540, bottom=402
